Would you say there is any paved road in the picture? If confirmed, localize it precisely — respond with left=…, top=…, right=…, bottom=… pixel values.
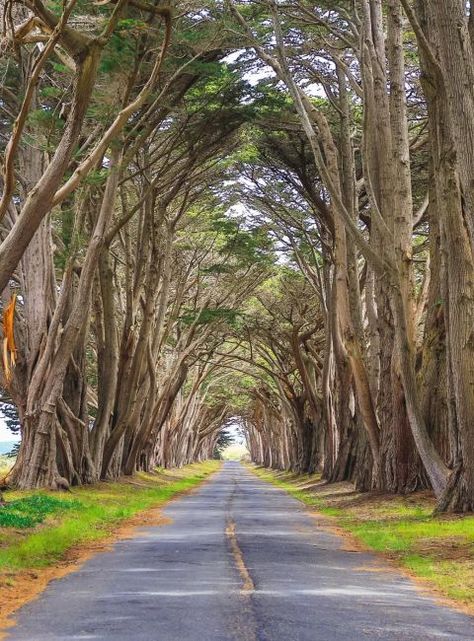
left=5, top=462, right=474, bottom=641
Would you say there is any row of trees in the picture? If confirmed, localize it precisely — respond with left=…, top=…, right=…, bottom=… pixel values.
left=0, top=0, right=473, bottom=513
left=0, top=0, right=270, bottom=490
left=228, top=0, right=474, bottom=513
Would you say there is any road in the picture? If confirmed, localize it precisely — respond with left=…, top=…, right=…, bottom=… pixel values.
left=5, top=462, right=474, bottom=641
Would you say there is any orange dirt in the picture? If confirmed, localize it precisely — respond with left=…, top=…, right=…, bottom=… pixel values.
left=306, top=510, right=365, bottom=553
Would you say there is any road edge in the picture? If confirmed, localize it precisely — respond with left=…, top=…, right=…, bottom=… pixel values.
left=0, top=461, right=222, bottom=639
left=246, top=463, right=474, bottom=620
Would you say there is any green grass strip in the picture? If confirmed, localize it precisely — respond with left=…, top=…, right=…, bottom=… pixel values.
left=0, top=461, right=220, bottom=571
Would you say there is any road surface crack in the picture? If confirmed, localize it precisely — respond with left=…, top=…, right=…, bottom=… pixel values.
left=225, top=474, right=261, bottom=641
left=225, top=518, right=255, bottom=594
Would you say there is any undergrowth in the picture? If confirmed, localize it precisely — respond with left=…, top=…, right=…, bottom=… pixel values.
left=0, top=495, right=81, bottom=529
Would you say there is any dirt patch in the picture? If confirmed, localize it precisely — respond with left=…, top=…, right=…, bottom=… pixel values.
left=413, top=538, right=474, bottom=561
left=305, top=510, right=365, bottom=552
left=337, top=490, right=435, bottom=519
left=353, top=562, right=396, bottom=573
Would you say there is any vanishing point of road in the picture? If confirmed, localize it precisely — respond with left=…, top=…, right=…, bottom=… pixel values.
left=5, top=462, right=474, bottom=641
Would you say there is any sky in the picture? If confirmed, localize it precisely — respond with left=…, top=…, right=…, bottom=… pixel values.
left=0, top=417, right=18, bottom=441
left=227, top=420, right=245, bottom=445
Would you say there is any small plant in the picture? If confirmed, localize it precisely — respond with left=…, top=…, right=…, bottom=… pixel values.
left=0, top=494, right=82, bottom=529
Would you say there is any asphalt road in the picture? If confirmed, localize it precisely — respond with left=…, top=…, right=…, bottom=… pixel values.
left=5, top=462, right=474, bottom=641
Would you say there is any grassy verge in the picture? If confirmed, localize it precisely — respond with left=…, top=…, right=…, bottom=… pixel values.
left=249, top=465, right=474, bottom=613
left=0, top=461, right=220, bottom=574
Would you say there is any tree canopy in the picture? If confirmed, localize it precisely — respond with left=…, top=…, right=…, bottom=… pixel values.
left=0, top=0, right=473, bottom=513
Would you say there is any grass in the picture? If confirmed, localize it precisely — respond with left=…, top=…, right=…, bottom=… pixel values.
left=250, top=465, right=474, bottom=612
left=0, top=460, right=220, bottom=572
left=0, top=495, right=82, bottom=529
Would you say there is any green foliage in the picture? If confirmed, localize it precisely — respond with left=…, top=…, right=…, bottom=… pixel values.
left=51, top=62, right=70, bottom=74
left=185, top=61, right=251, bottom=118
left=209, top=215, right=274, bottom=267
left=180, top=306, right=240, bottom=327
left=251, top=85, right=295, bottom=118
left=179, top=21, right=221, bottom=47
left=116, top=18, right=148, bottom=34
left=84, top=168, right=110, bottom=186
left=98, top=17, right=146, bottom=76
left=100, top=33, right=135, bottom=74
left=27, top=108, right=64, bottom=132
left=40, top=86, right=62, bottom=99
left=234, top=142, right=260, bottom=164
left=0, top=495, right=81, bottom=529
